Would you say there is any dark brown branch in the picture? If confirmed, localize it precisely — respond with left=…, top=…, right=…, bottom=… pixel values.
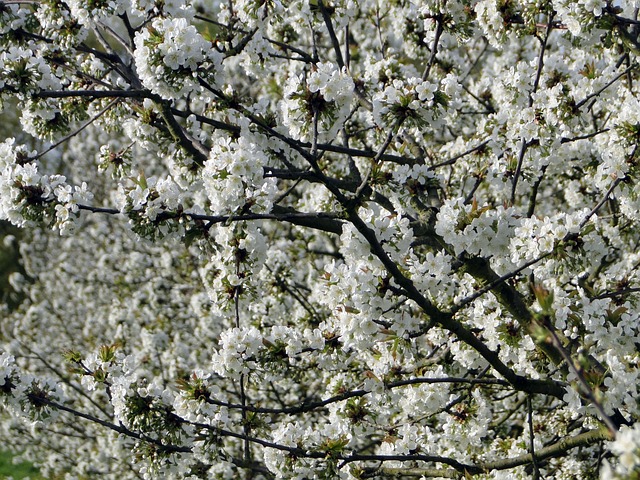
left=76, top=204, right=345, bottom=235
left=430, top=140, right=490, bottom=169
left=560, top=129, right=610, bottom=144
left=318, top=0, right=346, bottom=69
left=373, top=428, right=611, bottom=476
left=422, top=13, right=445, bottom=81
left=342, top=206, right=566, bottom=398
left=157, top=101, right=209, bottom=165
left=45, top=399, right=191, bottom=453
left=527, top=164, right=548, bottom=217
left=203, top=376, right=509, bottom=415
left=594, top=287, right=640, bottom=300
left=35, top=89, right=155, bottom=99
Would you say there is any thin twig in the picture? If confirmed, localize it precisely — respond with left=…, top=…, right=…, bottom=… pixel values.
left=578, top=178, right=623, bottom=230
left=544, top=324, right=619, bottom=435
left=528, top=395, right=541, bottom=479
left=422, top=10, right=445, bottom=81
left=511, top=14, right=554, bottom=204
left=449, top=253, right=551, bottom=315
left=355, top=118, right=402, bottom=198
left=527, top=164, right=548, bottom=217
left=30, top=99, right=120, bottom=161
left=318, top=0, right=345, bottom=69
left=76, top=203, right=345, bottom=235
left=575, top=64, right=637, bottom=110
left=235, top=251, right=251, bottom=463
left=430, top=140, right=490, bottom=169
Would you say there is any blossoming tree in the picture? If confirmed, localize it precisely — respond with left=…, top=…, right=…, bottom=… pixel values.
left=1, top=0, right=640, bottom=478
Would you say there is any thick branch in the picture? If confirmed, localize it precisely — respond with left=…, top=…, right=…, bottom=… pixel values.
left=480, top=427, right=611, bottom=471
left=460, top=256, right=564, bottom=366
left=35, top=89, right=154, bottom=99
left=157, top=101, right=209, bottom=164
left=343, top=207, right=565, bottom=398
left=76, top=204, right=345, bottom=235
left=376, top=428, right=611, bottom=477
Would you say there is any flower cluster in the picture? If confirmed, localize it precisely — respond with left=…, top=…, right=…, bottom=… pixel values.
left=232, top=0, right=285, bottom=28
left=199, top=222, right=268, bottom=317
left=0, top=352, right=64, bottom=424
left=435, top=199, right=519, bottom=260
left=65, top=0, right=127, bottom=27
left=0, top=138, right=93, bottom=233
left=372, top=76, right=452, bottom=129
left=0, top=46, right=61, bottom=99
left=116, top=173, right=183, bottom=240
left=602, top=423, right=640, bottom=478
left=281, top=62, right=354, bottom=141
left=202, top=136, right=278, bottom=215
left=133, top=17, right=222, bottom=99
left=509, top=211, right=586, bottom=263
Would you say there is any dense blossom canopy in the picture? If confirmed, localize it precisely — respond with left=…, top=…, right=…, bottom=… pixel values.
left=1, top=0, right=640, bottom=478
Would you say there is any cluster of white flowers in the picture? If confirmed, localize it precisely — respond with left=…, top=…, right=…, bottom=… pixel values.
left=0, top=351, right=64, bottom=424
left=133, top=17, right=222, bottom=99
left=509, top=211, right=584, bottom=263
left=315, top=214, right=424, bottom=350
left=213, top=324, right=326, bottom=382
left=65, top=0, right=127, bottom=27
left=602, top=423, right=640, bottom=478
left=231, top=0, right=285, bottom=28
left=263, top=417, right=354, bottom=478
left=473, top=0, right=513, bottom=47
left=0, top=46, right=61, bottom=96
left=281, top=62, right=355, bottom=142
left=372, top=77, right=443, bottom=129
left=359, top=203, right=414, bottom=253
left=130, top=0, right=197, bottom=19
left=20, top=99, right=69, bottom=140
left=52, top=181, right=93, bottom=234
left=435, top=199, right=519, bottom=259
left=0, top=2, right=24, bottom=37
left=0, top=138, right=93, bottom=233
left=200, top=222, right=268, bottom=314
left=553, top=0, right=604, bottom=36
left=389, top=161, right=438, bottom=187
left=202, top=136, right=278, bottom=215
left=211, top=326, right=262, bottom=378
left=115, top=173, right=183, bottom=239
left=121, top=102, right=166, bottom=152
left=405, top=249, right=456, bottom=306
left=0, top=352, right=22, bottom=409
left=373, top=75, right=460, bottom=128
left=307, top=62, right=355, bottom=103
left=172, top=370, right=227, bottom=427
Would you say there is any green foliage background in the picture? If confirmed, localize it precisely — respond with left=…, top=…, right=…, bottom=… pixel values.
left=0, top=451, right=42, bottom=479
